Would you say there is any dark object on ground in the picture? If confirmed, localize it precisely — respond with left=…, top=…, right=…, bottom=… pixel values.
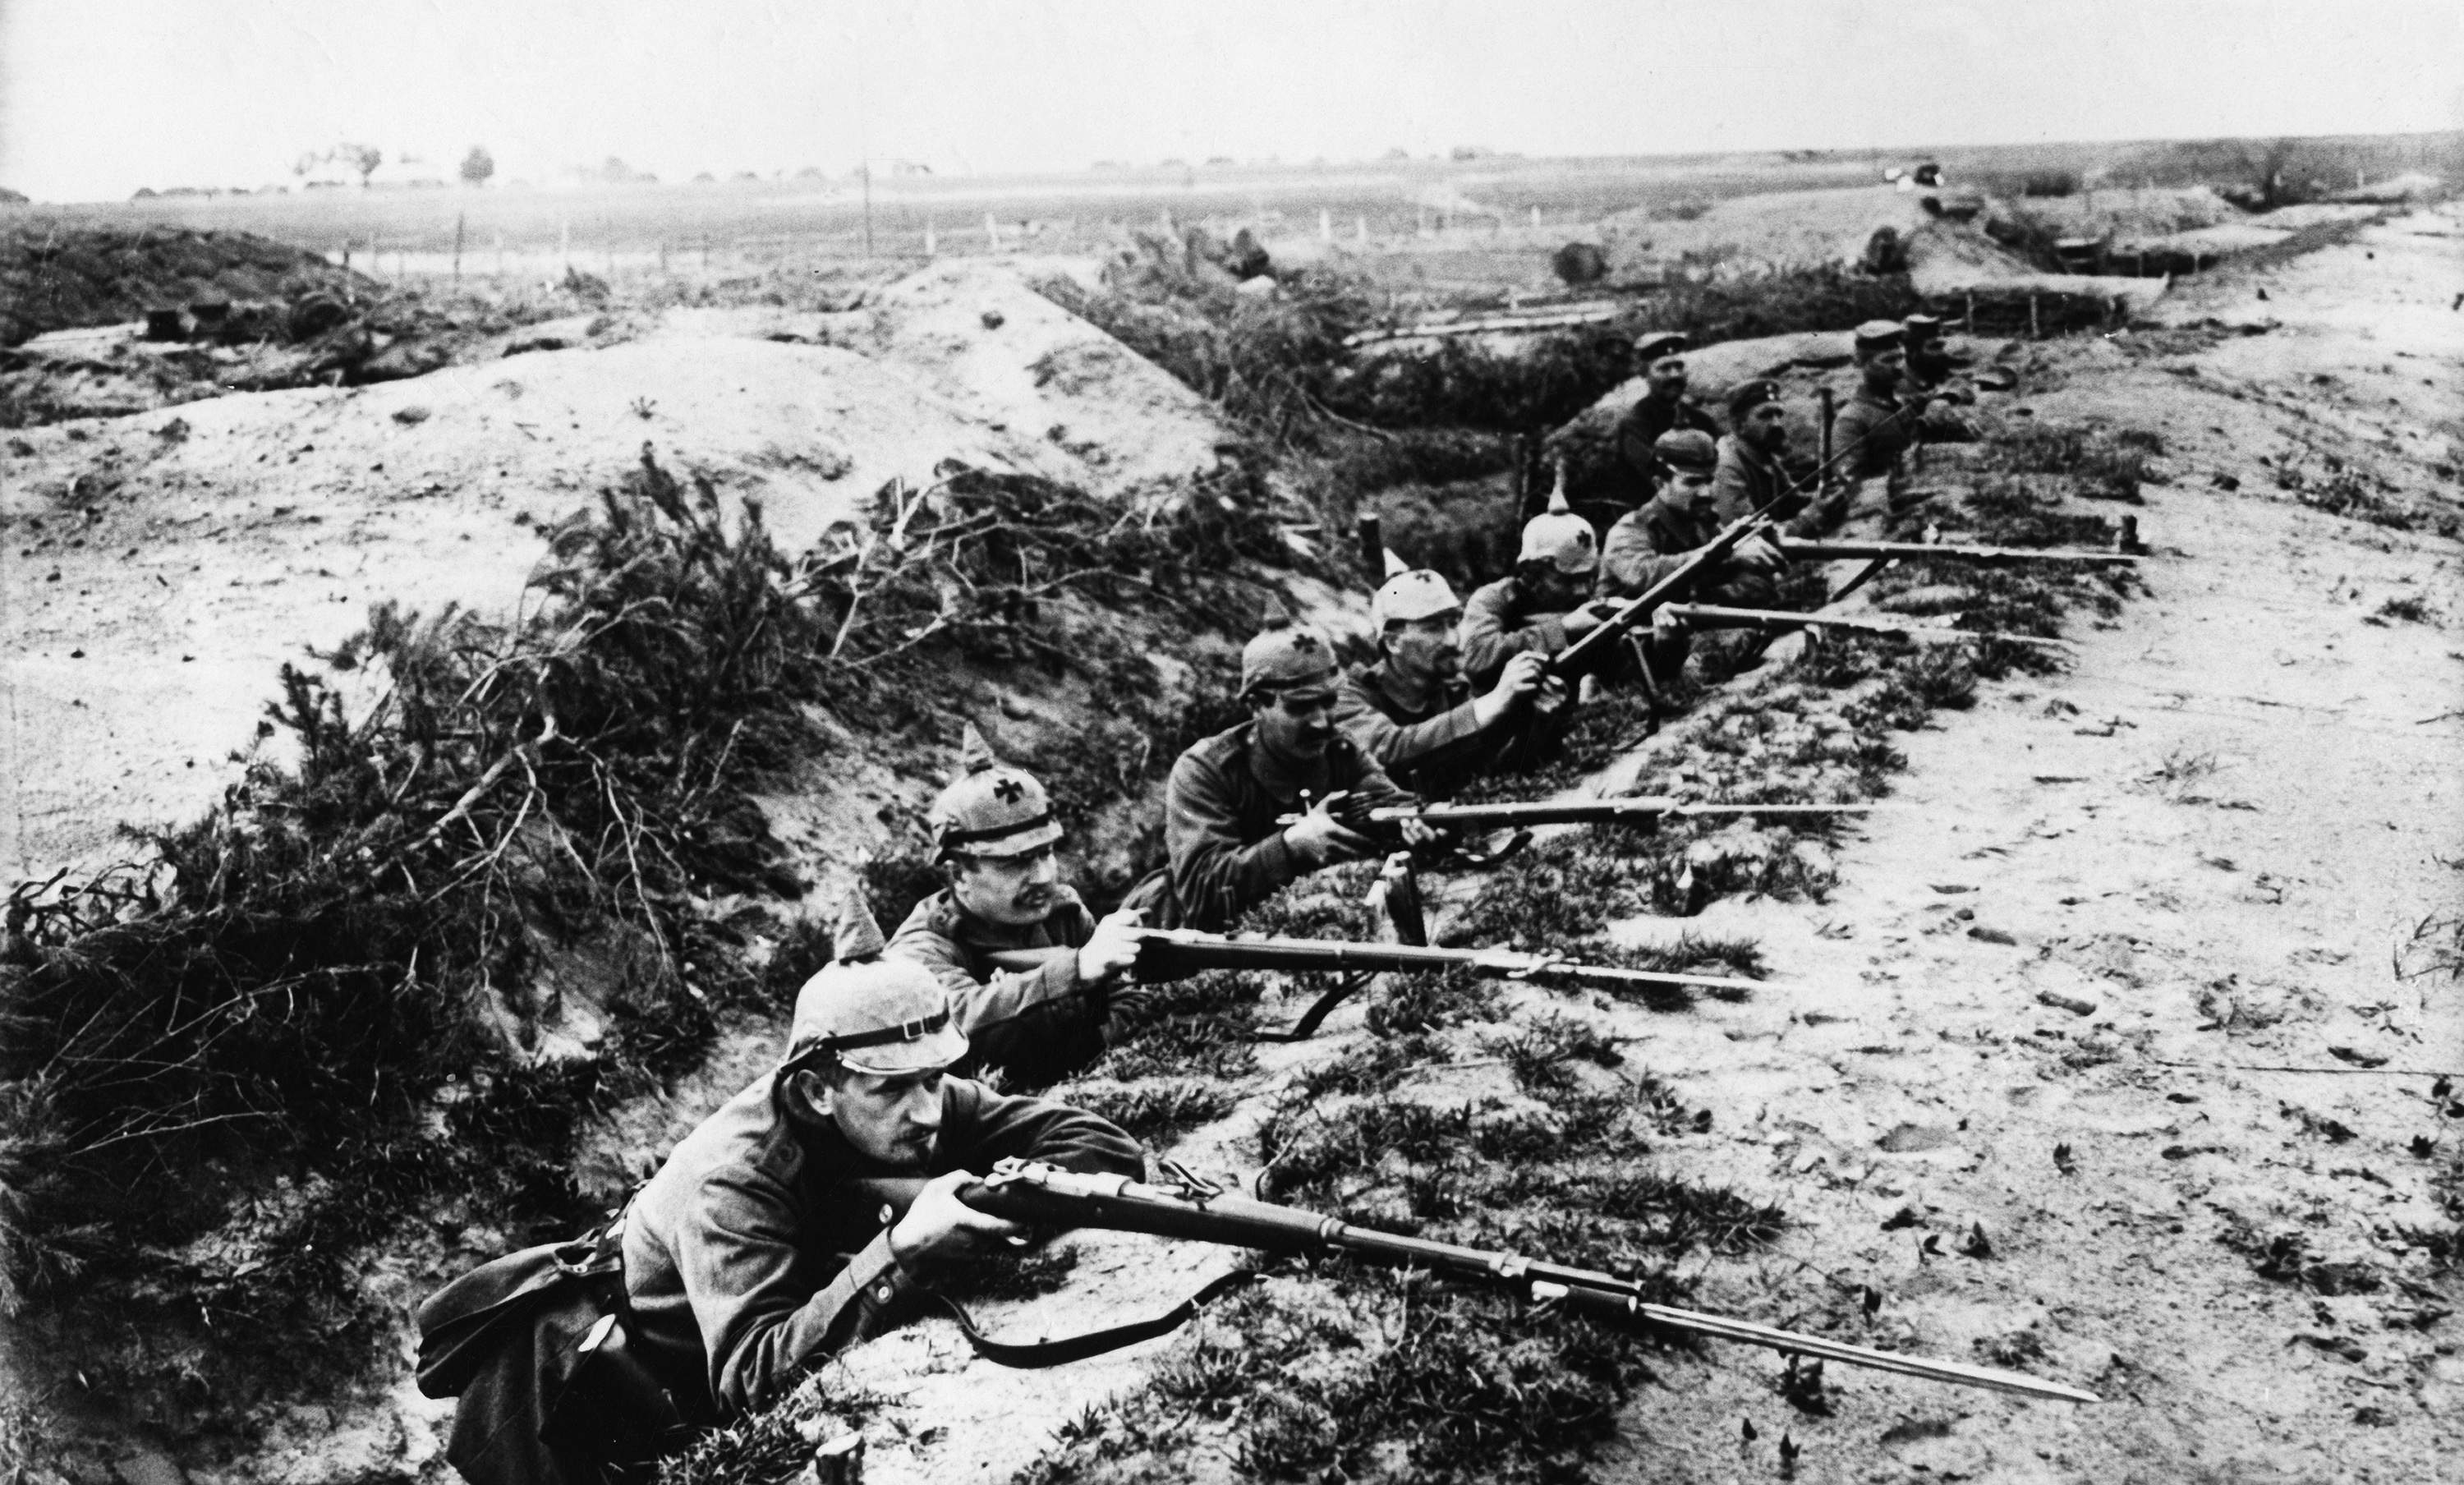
left=1862, top=228, right=1909, bottom=274
left=287, top=293, right=352, bottom=340
left=1552, top=241, right=1608, bottom=286
left=1225, top=228, right=1270, bottom=279
left=143, top=308, right=185, bottom=341
left=0, top=222, right=369, bottom=346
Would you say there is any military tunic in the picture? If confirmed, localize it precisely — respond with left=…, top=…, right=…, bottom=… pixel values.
left=1460, top=577, right=1574, bottom=690
left=1711, top=434, right=1842, bottom=536
left=1334, top=659, right=1561, bottom=800
left=1828, top=385, right=1917, bottom=482
left=1599, top=489, right=1775, bottom=609
left=886, top=886, right=1106, bottom=1088
left=622, top=1075, right=1141, bottom=1423
left=1149, top=721, right=1414, bottom=932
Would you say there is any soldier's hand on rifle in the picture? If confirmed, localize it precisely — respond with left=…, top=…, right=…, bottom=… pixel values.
left=1397, top=817, right=1443, bottom=848
left=1533, top=674, right=1570, bottom=715
left=1725, top=535, right=1782, bottom=575
left=1283, top=792, right=1376, bottom=867
left=1075, top=907, right=1145, bottom=987
left=1561, top=600, right=1620, bottom=637
left=889, top=1169, right=1024, bottom=1273
left=1473, top=651, right=1548, bottom=729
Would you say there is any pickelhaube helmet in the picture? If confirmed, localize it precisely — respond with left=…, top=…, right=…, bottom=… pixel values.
left=925, top=723, right=1063, bottom=862
left=1372, top=568, right=1460, bottom=629
left=1239, top=595, right=1340, bottom=699
left=780, top=885, right=967, bottom=1075
left=1517, top=462, right=1597, bottom=574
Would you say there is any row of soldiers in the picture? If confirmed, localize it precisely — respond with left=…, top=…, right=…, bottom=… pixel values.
left=438, top=316, right=1977, bottom=1478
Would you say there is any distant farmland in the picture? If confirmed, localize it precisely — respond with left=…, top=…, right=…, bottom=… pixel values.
left=10, top=131, right=2451, bottom=290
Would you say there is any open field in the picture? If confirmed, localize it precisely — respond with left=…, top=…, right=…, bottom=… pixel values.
left=13, top=131, right=2457, bottom=285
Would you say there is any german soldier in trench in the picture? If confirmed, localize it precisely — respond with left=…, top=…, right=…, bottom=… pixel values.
left=883, top=724, right=1148, bottom=1087
left=1334, top=568, right=1570, bottom=799
left=1460, top=476, right=1630, bottom=691
left=1607, top=331, right=1722, bottom=522
left=1134, top=605, right=1431, bottom=932
left=1597, top=428, right=1786, bottom=680
left=1711, top=378, right=1846, bottom=534
left=619, top=955, right=1143, bottom=1427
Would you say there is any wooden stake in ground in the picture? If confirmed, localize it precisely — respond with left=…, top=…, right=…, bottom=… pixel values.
left=453, top=212, right=464, bottom=284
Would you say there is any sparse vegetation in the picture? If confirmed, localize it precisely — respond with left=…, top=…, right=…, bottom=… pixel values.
left=0, top=444, right=1324, bottom=1411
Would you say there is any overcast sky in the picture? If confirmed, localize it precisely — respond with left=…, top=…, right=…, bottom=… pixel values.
left=2, top=0, right=2458, bottom=200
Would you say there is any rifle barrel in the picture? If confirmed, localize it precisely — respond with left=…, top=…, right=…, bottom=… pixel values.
left=1662, top=603, right=2076, bottom=651
left=1133, top=928, right=1778, bottom=995
left=1365, top=799, right=1875, bottom=829
left=1775, top=538, right=2137, bottom=566
left=913, top=1163, right=2099, bottom=1405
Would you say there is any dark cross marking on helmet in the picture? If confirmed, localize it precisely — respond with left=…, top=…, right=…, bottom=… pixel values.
left=1289, top=632, right=1321, bottom=652
left=992, top=775, right=1027, bottom=804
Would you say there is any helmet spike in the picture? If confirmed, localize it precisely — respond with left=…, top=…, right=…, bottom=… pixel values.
left=956, top=721, right=1000, bottom=776
left=830, top=880, right=887, bottom=964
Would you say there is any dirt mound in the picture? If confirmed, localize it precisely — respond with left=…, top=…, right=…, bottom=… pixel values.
left=1603, top=185, right=2040, bottom=287
left=2000, top=185, right=2244, bottom=241
left=0, top=223, right=370, bottom=347
left=1, top=262, right=1246, bottom=879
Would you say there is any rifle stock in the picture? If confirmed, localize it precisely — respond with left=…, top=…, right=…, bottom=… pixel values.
left=853, top=1161, right=2100, bottom=1405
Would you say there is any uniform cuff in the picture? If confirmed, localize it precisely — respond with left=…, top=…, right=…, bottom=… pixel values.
left=1258, top=829, right=1297, bottom=884
left=845, top=1228, right=917, bottom=1313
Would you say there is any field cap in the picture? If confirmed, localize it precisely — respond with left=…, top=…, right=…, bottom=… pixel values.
left=1373, top=569, right=1460, bottom=628
left=1240, top=597, right=1340, bottom=698
left=784, top=957, right=968, bottom=1076
left=1853, top=320, right=1905, bottom=354
left=1519, top=467, right=1597, bottom=574
left=1654, top=428, right=1717, bottom=474
left=1634, top=332, right=1688, bottom=367
left=1726, top=378, right=1782, bottom=422
left=927, top=723, right=1062, bottom=861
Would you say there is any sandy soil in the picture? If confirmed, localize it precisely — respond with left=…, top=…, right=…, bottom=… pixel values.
left=0, top=260, right=1234, bottom=880
left=8, top=195, right=2457, bottom=1485
left=747, top=210, right=2462, bottom=1485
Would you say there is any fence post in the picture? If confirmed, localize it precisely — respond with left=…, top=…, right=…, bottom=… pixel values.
left=2029, top=293, right=2040, bottom=338
left=1963, top=290, right=1974, bottom=333
left=453, top=212, right=465, bottom=284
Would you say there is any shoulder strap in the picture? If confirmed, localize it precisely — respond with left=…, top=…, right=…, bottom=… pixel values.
left=922, top=1270, right=1258, bottom=1368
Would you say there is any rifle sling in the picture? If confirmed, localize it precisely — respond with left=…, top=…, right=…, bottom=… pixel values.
left=923, top=1269, right=1260, bottom=1368
left=1254, top=971, right=1374, bottom=1043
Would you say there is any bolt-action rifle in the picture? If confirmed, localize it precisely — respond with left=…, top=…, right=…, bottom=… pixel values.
left=855, top=1159, right=2102, bottom=1405
left=986, top=925, right=1779, bottom=1000
left=1771, top=536, right=2138, bottom=567
left=1280, top=794, right=1873, bottom=835
left=1657, top=602, right=2080, bottom=652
